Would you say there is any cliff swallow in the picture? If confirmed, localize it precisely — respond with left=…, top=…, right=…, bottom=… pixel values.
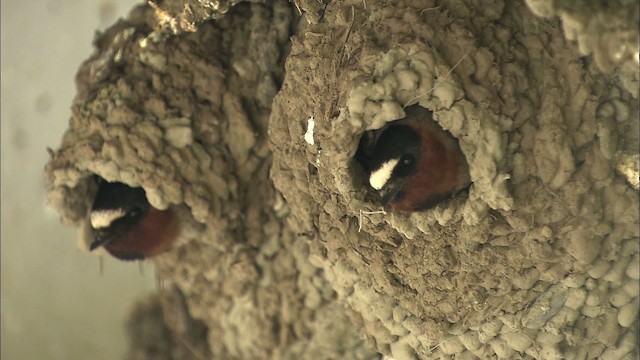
left=89, top=179, right=179, bottom=260
left=357, top=105, right=471, bottom=212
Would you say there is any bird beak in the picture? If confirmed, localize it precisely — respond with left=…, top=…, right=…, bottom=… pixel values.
left=380, top=179, right=407, bottom=206
left=89, top=231, right=115, bottom=251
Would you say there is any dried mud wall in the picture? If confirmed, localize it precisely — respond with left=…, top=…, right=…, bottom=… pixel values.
left=269, top=0, right=639, bottom=358
left=44, top=0, right=638, bottom=359
left=45, top=3, right=375, bottom=359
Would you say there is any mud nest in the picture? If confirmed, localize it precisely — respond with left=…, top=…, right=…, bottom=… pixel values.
left=45, top=0, right=638, bottom=359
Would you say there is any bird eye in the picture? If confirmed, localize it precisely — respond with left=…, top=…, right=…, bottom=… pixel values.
left=400, top=154, right=416, bottom=168
left=127, top=207, right=142, bottom=219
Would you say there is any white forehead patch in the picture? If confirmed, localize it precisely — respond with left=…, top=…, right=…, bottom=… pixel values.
left=90, top=209, right=126, bottom=229
left=369, top=158, right=400, bottom=190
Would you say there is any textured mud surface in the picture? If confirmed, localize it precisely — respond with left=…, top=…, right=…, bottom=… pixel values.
left=45, top=0, right=638, bottom=359
left=270, top=1, right=639, bottom=358
left=125, top=286, right=211, bottom=360
left=46, top=3, right=375, bottom=359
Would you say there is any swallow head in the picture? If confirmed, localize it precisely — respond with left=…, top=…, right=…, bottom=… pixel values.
left=89, top=179, right=179, bottom=260
left=367, top=124, right=421, bottom=206
left=358, top=105, right=471, bottom=212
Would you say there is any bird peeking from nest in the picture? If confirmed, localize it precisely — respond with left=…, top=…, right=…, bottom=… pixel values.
left=88, top=178, right=179, bottom=260
left=356, top=105, right=471, bottom=212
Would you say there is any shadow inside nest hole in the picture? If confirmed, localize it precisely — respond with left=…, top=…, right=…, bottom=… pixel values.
left=352, top=105, right=472, bottom=214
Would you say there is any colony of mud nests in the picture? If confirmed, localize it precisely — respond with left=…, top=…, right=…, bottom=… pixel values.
left=45, top=0, right=638, bottom=359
